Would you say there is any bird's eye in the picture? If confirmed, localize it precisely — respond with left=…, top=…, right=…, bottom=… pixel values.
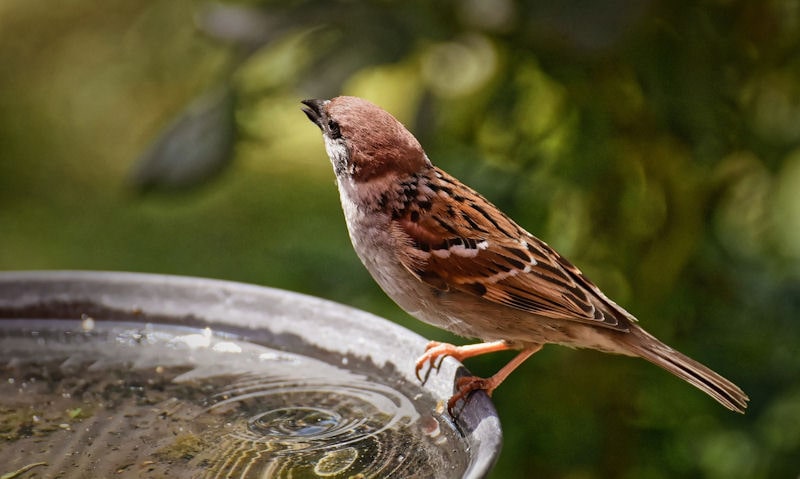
left=328, top=120, right=342, bottom=139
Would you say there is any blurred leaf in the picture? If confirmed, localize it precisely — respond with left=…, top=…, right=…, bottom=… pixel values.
left=130, top=86, right=237, bottom=191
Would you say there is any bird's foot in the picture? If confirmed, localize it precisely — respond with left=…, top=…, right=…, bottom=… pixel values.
left=447, top=375, right=494, bottom=416
left=414, top=340, right=515, bottom=384
left=415, top=341, right=457, bottom=384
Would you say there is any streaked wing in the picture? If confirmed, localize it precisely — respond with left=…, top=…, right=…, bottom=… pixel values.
left=393, top=168, right=633, bottom=332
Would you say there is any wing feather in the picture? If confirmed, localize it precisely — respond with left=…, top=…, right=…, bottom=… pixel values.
left=393, top=168, right=634, bottom=332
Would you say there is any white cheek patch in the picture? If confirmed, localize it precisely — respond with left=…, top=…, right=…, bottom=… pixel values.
left=323, top=136, right=349, bottom=174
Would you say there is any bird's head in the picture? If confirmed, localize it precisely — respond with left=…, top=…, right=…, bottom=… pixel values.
left=302, top=96, right=429, bottom=182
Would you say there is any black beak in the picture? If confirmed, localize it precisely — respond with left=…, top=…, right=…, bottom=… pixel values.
left=301, top=99, right=326, bottom=131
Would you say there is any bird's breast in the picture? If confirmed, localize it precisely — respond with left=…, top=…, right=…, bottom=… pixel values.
left=335, top=180, right=479, bottom=337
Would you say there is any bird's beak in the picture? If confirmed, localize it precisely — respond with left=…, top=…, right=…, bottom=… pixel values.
left=301, top=99, right=327, bottom=131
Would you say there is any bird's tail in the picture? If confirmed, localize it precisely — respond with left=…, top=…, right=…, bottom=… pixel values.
left=620, top=325, right=749, bottom=413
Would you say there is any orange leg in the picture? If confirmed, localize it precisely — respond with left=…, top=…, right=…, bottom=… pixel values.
left=415, top=340, right=514, bottom=383
left=448, top=345, right=543, bottom=416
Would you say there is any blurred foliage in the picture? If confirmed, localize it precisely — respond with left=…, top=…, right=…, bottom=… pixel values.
left=1, top=0, right=800, bottom=477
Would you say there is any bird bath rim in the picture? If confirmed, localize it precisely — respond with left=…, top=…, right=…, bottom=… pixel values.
left=0, top=270, right=502, bottom=479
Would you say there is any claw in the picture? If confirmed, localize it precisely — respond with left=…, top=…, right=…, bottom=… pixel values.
left=445, top=346, right=542, bottom=417
left=415, top=340, right=514, bottom=386
left=415, top=341, right=446, bottom=384
left=415, top=356, right=435, bottom=383
left=433, top=353, right=446, bottom=373
left=414, top=340, right=535, bottom=417
left=447, top=376, right=490, bottom=417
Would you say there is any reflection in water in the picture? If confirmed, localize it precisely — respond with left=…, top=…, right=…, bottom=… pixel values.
left=0, top=321, right=468, bottom=478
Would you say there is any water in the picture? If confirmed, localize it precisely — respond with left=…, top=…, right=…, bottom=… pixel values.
left=0, top=320, right=468, bottom=478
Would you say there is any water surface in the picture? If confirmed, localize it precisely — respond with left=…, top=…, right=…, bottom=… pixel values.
left=0, top=319, right=468, bottom=478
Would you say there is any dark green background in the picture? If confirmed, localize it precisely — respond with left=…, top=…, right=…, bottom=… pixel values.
left=2, top=1, right=799, bottom=477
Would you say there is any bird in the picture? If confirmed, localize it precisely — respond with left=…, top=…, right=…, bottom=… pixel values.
left=301, top=95, right=749, bottom=415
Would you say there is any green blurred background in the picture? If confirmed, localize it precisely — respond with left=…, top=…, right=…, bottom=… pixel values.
left=2, top=0, right=799, bottom=477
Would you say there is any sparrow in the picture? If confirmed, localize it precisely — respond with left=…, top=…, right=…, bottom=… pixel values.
left=301, top=96, right=748, bottom=415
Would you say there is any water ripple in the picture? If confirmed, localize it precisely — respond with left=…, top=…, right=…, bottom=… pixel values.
left=195, top=373, right=427, bottom=478
left=0, top=321, right=468, bottom=479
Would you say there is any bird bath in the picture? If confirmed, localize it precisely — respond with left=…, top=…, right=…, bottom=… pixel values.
left=0, top=271, right=501, bottom=478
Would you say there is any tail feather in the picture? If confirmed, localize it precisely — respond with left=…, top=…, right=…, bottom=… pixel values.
left=622, top=326, right=749, bottom=413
